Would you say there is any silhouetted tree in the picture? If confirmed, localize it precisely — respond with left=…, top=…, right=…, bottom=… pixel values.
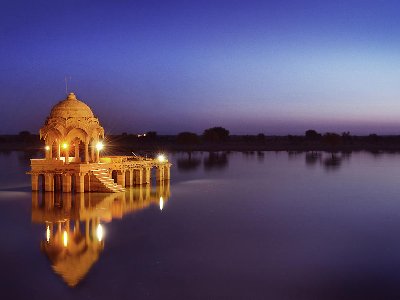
left=257, top=133, right=266, bottom=142
left=368, top=133, right=380, bottom=144
left=18, top=130, right=32, bottom=143
left=177, top=132, right=199, bottom=145
left=323, top=133, right=341, bottom=149
left=341, top=131, right=352, bottom=142
left=305, top=129, right=321, bottom=140
left=203, top=127, right=229, bottom=142
left=19, top=131, right=31, bottom=136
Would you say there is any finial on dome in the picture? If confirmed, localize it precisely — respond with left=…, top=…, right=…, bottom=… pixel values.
left=67, top=92, right=76, bottom=100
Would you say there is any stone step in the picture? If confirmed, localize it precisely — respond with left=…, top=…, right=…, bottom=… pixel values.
left=90, top=168, right=125, bottom=193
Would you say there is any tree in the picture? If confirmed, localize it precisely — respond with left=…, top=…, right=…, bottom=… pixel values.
left=177, top=132, right=199, bottom=145
left=203, top=127, right=230, bottom=142
left=323, top=132, right=341, bottom=149
left=305, top=129, right=321, bottom=140
left=257, top=133, right=266, bottom=142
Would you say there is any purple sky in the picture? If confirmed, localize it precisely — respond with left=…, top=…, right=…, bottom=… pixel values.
left=1, top=0, right=400, bottom=135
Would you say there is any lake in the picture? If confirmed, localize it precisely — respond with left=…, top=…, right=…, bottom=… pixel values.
left=1, top=150, right=400, bottom=299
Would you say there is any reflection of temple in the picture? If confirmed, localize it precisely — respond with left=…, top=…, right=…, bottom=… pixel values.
left=31, top=182, right=170, bottom=287
left=28, top=93, right=171, bottom=193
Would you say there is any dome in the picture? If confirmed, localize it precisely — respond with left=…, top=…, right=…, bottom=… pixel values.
left=49, top=93, right=94, bottom=119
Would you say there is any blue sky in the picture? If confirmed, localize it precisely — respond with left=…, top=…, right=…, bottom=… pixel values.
left=1, top=0, right=400, bottom=134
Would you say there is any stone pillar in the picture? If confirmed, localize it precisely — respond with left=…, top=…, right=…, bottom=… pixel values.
left=65, top=147, right=70, bottom=164
left=62, top=174, right=72, bottom=192
left=126, top=170, right=133, bottom=187
left=117, top=171, right=126, bottom=187
left=57, top=143, right=61, bottom=160
left=84, top=142, right=89, bottom=163
left=75, top=174, right=85, bottom=193
left=54, top=175, right=61, bottom=191
left=96, top=149, right=100, bottom=163
left=31, top=174, right=39, bottom=191
left=91, top=144, right=95, bottom=163
left=74, top=142, right=80, bottom=162
left=84, top=174, right=91, bottom=192
left=134, top=169, right=143, bottom=185
left=156, top=166, right=164, bottom=182
left=144, top=167, right=151, bottom=184
left=44, top=174, right=54, bottom=192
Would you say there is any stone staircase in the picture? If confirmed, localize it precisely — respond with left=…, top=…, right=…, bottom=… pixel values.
left=91, top=168, right=125, bottom=193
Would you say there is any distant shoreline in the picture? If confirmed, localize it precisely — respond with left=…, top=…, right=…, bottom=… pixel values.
left=2, top=134, right=400, bottom=153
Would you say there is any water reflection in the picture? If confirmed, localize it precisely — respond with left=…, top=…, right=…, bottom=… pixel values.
left=304, top=151, right=353, bottom=172
left=177, top=152, right=201, bottom=172
left=323, top=153, right=342, bottom=170
left=257, top=151, right=265, bottom=162
left=204, top=152, right=229, bottom=171
left=31, top=182, right=170, bottom=287
left=305, top=151, right=322, bottom=166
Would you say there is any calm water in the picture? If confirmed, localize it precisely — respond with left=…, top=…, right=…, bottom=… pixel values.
left=1, top=151, right=400, bottom=299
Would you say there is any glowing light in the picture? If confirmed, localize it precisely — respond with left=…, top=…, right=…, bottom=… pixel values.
left=63, top=230, right=68, bottom=247
left=157, top=154, right=167, bottom=163
left=159, top=196, right=164, bottom=211
left=46, top=226, right=50, bottom=242
left=62, top=143, right=68, bottom=149
left=96, top=224, right=103, bottom=242
left=96, top=142, right=104, bottom=151
left=45, top=145, right=50, bottom=151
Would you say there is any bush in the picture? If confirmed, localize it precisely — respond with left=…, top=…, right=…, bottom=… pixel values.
left=203, top=127, right=230, bottom=142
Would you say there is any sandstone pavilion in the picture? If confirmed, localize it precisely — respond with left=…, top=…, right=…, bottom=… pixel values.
left=29, top=92, right=171, bottom=193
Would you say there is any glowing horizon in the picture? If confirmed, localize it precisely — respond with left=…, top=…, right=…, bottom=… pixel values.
left=1, top=1, right=400, bottom=135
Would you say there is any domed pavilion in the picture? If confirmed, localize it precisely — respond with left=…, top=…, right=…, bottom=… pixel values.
left=40, top=92, right=104, bottom=163
left=29, top=92, right=171, bottom=193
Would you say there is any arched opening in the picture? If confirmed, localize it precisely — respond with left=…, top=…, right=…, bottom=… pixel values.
left=65, top=128, right=89, bottom=163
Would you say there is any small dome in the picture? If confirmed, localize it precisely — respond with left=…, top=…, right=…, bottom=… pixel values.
left=49, top=93, right=94, bottom=119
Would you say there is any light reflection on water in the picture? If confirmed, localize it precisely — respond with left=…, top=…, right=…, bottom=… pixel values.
left=32, top=184, right=170, bottom=287
left=2, top=151, right=400, bottom=299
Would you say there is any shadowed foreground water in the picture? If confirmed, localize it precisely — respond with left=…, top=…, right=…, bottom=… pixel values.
left=1, top=151, right=400, bottom=299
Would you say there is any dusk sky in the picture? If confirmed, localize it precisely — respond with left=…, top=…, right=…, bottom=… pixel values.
left=1, top=0, right=400, bottom=135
